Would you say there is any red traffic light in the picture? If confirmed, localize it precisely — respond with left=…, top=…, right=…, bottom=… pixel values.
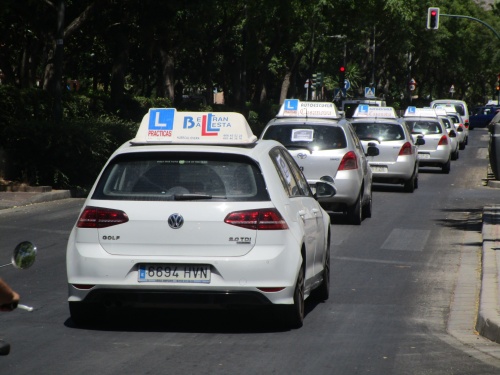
left=339, top=66, right=346, bottom=73
left=427, top=7, right=440, bottom=30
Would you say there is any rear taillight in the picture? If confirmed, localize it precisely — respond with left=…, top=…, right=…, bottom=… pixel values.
left=464, top=120, right=469, bottom=129
left=398, top=142, right=413, bottom=156
left=338, top=151, right=358, bottom=170
left=438, top=135, right=449, bottom=146
left=224, top=208, right=289, bottom=230
left=77, top=206, right=129, bottom=228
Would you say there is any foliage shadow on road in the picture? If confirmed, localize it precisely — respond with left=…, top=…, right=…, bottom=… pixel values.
left=434, top=208, right=483, bottom=239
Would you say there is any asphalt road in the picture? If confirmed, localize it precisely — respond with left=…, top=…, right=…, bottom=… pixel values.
left=1, top=127, right=499, bottom=374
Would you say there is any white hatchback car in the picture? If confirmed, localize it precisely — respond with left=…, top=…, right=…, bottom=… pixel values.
left=66, top=109, right=335, bottom=329
left=402, top=107, right=452, bottom=174
left=351, top=105, right=424, bottom=193
left=260, top=100, right=379, bottom=225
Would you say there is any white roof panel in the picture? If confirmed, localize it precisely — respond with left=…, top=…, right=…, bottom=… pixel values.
left=352, top=105, right=397, bottom=119
left=277, top=99, right=340, bottom=119
left=132, top=108, right=257, bottom=144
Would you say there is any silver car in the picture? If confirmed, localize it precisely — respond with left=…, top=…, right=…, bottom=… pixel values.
left=402, top=107, right=452, bottom=174
left=351, top=105, right=423, bottom=193
left=260, top=99, right=378, bottom=225
left=435, top=109, right=460, bottom=160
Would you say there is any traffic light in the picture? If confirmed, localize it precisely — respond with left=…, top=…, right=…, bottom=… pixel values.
left=427, top=7, right=440, bottom=30
left=339, top=65, right=346, bottom=87
left=315, top=72, right=323, bottom=88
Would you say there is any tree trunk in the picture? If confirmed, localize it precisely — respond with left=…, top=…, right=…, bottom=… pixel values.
left=159, top=47, right=175, bottom=102
left=109, top=23, right=129, bottom=110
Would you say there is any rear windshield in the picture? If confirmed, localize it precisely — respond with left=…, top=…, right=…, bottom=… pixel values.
left=92, top=152, right=270, bottom=202
left=405, top=120, right=443, bottom=135
left=433, top=103, right=465, bottom=116
left=262, top=124, right=347, bottom=150
left=353, top=122, right=405, bottom=141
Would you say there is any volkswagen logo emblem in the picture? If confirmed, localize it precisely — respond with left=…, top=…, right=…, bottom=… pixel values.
left=168, top=213, right=184, bottom=229
left=297, top=153, right=307, bottom=159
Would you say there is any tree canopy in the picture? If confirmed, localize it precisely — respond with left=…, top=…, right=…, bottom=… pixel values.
left=1, top=0, right=499, bottom=113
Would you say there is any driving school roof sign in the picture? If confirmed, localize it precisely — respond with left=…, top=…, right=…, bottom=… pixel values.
left=277, top=99, right=340, bottom=119
left=403, top=106, right=437, bottom=118
left=133, top=108, right=257, bottom=144
left=352, top=105, right=397, bottom=119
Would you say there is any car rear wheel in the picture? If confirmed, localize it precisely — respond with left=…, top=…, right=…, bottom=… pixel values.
left=362, top=189, right=372, bottom=218
left=347, top=192, right=362, bottom=225
left=403, top=174, right=415, bottom=193
left=281, top=262, right=305, bottom=329
left=442, top=159, right=451, bottom=174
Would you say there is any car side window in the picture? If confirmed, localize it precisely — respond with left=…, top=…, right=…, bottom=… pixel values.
left=279, top=148, right=313, bottom=197
left=270, top=147, right=309, bottom=197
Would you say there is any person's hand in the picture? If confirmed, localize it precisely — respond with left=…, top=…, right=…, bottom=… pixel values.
left=0, top=291, right=20, bottom=312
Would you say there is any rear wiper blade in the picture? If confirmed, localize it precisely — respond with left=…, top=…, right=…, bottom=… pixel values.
left=173, top=194, right=227, bottom=200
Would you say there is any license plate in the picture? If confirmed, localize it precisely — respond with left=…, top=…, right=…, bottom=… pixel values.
left=370, top=165, right=388, bottom=173
left=138, top=264, right=211, bottom=283
left=419, top=153, right=431, bottom=159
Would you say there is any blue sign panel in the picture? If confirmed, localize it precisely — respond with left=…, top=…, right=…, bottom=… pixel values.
left=148, top=108, right=175, bottom=131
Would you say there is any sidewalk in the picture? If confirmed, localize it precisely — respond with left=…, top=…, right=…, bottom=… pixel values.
left=0, top=189, right=72, bottom=210
left=476, top=201, right=500, bottom=343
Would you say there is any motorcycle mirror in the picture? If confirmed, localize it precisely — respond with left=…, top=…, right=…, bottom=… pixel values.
left=11, top=242, right=37, bottom=269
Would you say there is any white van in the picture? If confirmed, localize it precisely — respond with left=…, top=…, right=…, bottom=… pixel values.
left=430, top=99, right=470, bottom=129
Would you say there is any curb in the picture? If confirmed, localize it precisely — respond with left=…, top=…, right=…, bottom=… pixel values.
left=476, top=205, right=500, bottom=343
left=0, top=190, right=72, bottom=210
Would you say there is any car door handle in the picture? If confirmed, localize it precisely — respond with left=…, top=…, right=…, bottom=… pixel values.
left=298, top=210, right=306, bottom=221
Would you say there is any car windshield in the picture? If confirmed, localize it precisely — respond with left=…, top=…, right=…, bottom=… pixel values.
left=262, top=124, right=347, bottom=151
left=353, top=122, right=404, bottom=141
left=405, top=120, right=443, bottom=135
left=92, top=152, right=270, bottom=202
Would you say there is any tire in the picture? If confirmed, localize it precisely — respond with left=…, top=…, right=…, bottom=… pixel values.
left=362, top=189, right=372, bottom=218
left=403, top=174, right=415, bottom=193
left=281, top=262, right=305, bottom=329
left=312, top=240, right=330, bottom=302
left=69, top=301, right=103, bottom=326
left=442, top=159, right=451, bottom=174
left=451, top=149, right=459, bottom=160
left=459, top=141, right=465, bottom=150
left=347, top=192, right=362, bottom=225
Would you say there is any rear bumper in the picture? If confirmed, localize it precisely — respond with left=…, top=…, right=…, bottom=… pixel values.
left=69, top=287, right=273, bottom=309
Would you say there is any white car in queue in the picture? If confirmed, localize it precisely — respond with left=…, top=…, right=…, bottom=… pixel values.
left=66, top=108, right=336, bottom=329
left=435, top=107, right=460, bottom=160
left=351, top=105, right=424, bottom=193
left=260, top=99, right=379, bottom=225
left=401, top=107, right=452, bottom=174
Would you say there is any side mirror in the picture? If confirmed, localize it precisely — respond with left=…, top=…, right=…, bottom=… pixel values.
left=366, top=144, right=379, bottom=157
left=415, top=135, right=425, bottom=146
left=315, top=179, right=336, bottom=198
left=12, top=242, right=37, bottom=269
